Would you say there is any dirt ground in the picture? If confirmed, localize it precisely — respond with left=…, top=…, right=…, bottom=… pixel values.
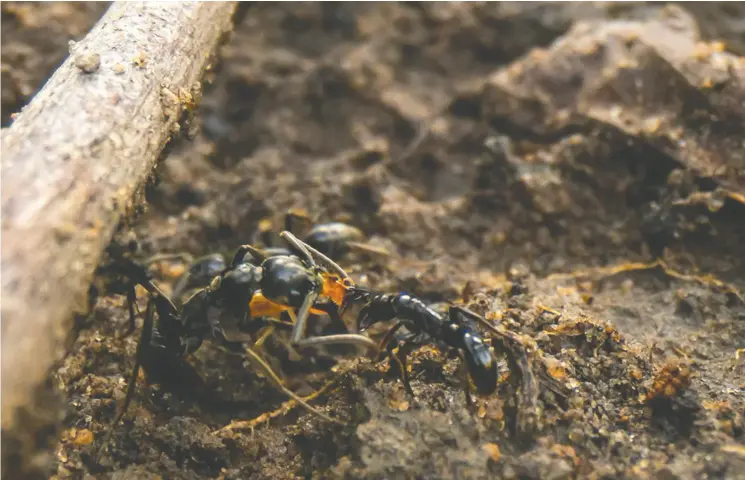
left=3, top=2, right=745, bottom=479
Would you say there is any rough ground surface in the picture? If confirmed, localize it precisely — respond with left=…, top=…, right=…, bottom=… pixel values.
left=3, top=3, right=745, bottom=479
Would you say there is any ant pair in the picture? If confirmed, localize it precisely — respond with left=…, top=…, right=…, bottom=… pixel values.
left=95, top=216, right=533, bottom=457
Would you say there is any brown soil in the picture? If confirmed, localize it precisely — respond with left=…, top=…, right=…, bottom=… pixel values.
left=3, top=3, right=745, bottom=479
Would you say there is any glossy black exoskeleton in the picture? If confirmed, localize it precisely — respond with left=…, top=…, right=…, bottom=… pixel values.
left=97, top=232, right=379, bottom=459
left=348, top=289, right=498, bottom=402
left=171, top=252, right=228, bottom=299
left=303, top=222, right=365, bottom=259
left=256, top=210, right=380, bottom=261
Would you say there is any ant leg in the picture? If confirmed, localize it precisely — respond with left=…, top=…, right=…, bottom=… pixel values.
left=285, top=302, right=378, bottom=354
left=205, top=303, right=231, bottom=345
left=279, top=231, right=316, bottom=267
left=253, top=317, right=295, bottom=331
left=389, top=345, right=415, bottom=396
left=147, top=281, right=178, bottom=311
left=379, top=326, right=420, bottom=397
left=144, top=252, right=194, bottom=266
left=376, top=322, right=406, bottom=360
left=293, top=333, right=379, bottom=353
left=447, top=305, right=484, bottom=327
left=217, top=366, right=349, bottom=434
left=459, top=354, right=474, bottom=408
left=123, top=286, right=138, bottom=337
left=97, top=293, right=156, bottom=460
left=373, top=322, right=415, bottom=395
left=284, top=209, right=313, bottom=238
left=124, top=297, right=155, bottom=416
left=240, top=344, right=347, bottom=426
left=253, top=325, right=275, bottom=349
left=231, top=244, right=268, bottom=268
left=280, top=231, right=352, bottom=283
left=346, top=241, right=392, bottom=258
left=289, top=288, right=318, bottom=344
left=86, top=284, right=99, bottom=317
left=172, top=253, right=227, bottom=299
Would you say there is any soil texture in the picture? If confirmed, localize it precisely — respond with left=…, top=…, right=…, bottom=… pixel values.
left=2, top=3, right=745, bottom=479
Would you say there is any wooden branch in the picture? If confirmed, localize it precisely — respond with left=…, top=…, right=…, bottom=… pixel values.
left=0, top=1, right=236, bottom=432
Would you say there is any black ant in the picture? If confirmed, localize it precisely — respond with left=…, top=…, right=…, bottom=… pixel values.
left=168, top=210, right=389, bottom=301
left=346, top=289, right=498, bottom=405
left=96, top=231, right=379, bottom=458
left=197, top=230, right=378, bottom=353
left=257, top=209, right=389, bottom=261
left=173, top=209, right=390, bottom=297
left=168, top=214, right=377, bottom=300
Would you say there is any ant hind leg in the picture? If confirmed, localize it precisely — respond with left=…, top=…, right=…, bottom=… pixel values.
left=123, top=285, right=138, bottom=337
left=390, top=346, right=415, bottom=397
left=459, top=354, right=475, bottom=409
left=97, top=293, right=156, bottom=460
left=241, top=345, right=347, bottom=426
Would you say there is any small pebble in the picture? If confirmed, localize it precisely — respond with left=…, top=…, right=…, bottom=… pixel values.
left=483, top=443, right=501, bottom=461
left=75, top=52, right=101, bottom=74
left=72, top=428, right=95, bottom=446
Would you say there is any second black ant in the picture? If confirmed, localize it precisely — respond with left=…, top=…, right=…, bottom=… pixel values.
left=346, top=287, right=542, bottom=433
left=345, top=288, right=498, bottom=405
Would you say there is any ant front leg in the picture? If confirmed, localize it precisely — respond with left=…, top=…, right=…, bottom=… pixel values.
left=123, top=290, right=182, bottom=413
left=285, top=293, right=379, bottom=354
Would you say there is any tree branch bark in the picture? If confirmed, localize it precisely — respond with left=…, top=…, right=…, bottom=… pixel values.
left=1, top=1, right=236, bottom=435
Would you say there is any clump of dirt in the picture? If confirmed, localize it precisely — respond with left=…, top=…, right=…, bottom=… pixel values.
left=3, top=3, right=745, bottom=479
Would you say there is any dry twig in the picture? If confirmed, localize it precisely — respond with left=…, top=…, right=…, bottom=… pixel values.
left=0, top=0, right=236, bottom=446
